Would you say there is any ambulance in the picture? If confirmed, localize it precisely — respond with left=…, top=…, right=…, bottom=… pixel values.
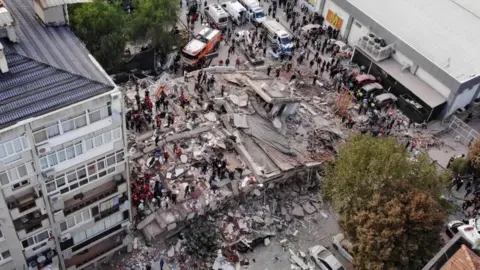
left=181, top=28, right=222, bottom=67
left=204, top=4, right=229, bottom=30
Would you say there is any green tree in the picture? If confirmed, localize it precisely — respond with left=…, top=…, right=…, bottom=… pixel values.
left=324, top=134, right=449, bottom=217
left=468, top=138, right=480, bottom=171
left=70, top=1, right=129, bottom=69
left=130, top=0, right=179, bottom=54
left=342, top=180, right=446, bottom=270
left=450, top=157, right=469, bottom=175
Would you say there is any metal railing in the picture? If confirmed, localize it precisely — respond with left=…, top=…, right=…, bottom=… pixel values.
left=447, top=116, right=479, bottom=147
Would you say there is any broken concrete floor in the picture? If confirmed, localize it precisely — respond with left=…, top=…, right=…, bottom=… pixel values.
left=105, top=180, right=353, bottom=270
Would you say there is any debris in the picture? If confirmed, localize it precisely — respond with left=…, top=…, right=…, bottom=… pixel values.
left=264, top=238, right=271, bottom=246
left=289, top=249, right=310, bottom=270
left=320, top=211, right=329, bottom=219
left=292, top=205, right=305, bottom=217
left=302, top=202, right=317, bottom=214
left=205, top=112, right=217, bottom=122
left=233, top=114, right=249, bottom=128
left=253, top=189, right=261, bottom=196
left=252, top=216, right=265, bottom=224
left=168, top=246, right=175, bottom=257
left=272, top=117, right=282, bottom=129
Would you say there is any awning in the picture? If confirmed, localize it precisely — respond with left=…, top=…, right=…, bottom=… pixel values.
left=374, top=58, right=446, bottom=108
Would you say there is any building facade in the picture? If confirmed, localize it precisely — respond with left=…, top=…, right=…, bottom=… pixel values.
left=0, top=0, right=132, bottom=269
left=315, top=0, right=480, bottom=122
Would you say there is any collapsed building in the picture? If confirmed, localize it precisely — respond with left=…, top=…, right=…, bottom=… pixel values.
left=122, top=67, right=345, bottom=242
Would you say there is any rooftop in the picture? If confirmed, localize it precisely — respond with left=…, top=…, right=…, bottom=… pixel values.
left=347, top=0, right=480, bottom=82
left=441, top=244, right=480, bottom=270
left=0, top=0, right=114, bottom=129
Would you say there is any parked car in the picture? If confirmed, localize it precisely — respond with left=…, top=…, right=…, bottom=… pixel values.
left=328, top=39, right=352, bottom=54
left=354, top=74, right=377, bottom=88
left=356, top=82, right=383, bottom=100
left=374, top=92, right=398, bottom=108
left=309, top=245, right=346, bottom=270
left=332, top=233, right=354, bottom=263
left=445, top=220, right=467, bottom=238
left=444, top=219, right=480, bottom=246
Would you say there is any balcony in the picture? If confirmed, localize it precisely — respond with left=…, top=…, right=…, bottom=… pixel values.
left=26, top=248, right=57, bottom=270
left=7, top=192, right=45, bottom=220
left=13, top=210, right=49, bottom=235
left=64, top=230, right=126, bottom=268
left=64, top=178, right=126, bottom=216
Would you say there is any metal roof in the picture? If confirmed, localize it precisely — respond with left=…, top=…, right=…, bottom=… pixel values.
left=35, top=0, right=92, bottom=9
left=347, top=0, right=480, bottom=82
left=4, top=0, right=113, bottom=86
left=0, top=0, right=114, bottom=129
left=0, top=7, right=13, bottom=27
left=0, top=53, right=111, bottom=128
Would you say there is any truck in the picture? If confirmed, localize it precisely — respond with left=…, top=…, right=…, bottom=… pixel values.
left=222, top=1, right=248, bottom=25
left=238, top=0, right=265, bottom=26
left=262, top=19, right=293, bottom=55
left=181, top=28, right=222, bottom=68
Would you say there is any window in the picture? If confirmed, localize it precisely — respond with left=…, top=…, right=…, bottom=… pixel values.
left=60, top=209, right=91, bottom=232
left=0, top=173, right=8, bottom=185
left=46, top=150, right=124, bottom=194
left=0, top=229, right=3, bottom=240
left=34, top=130, right=48, bottom=144
left=62, top=120, right=74, bottom=133
left=89, top=111, right=101, bottom=123
left=12, top=179, right=30, bottom=190
left=67, top=171, right=77, bottom=184
left=39, top=128, right=120, bottom=171
left=74, top=115, right=87, bottom=128
left=0, top=136, right=29, bottom=162
left=88, top=105, right=111, bottom=124
left=21, top=230, right=51, bottom=249
left=0, top=163, right=34, bottom=186
left=73, top=211, right=124, bottom=245
left=47, top=125, right=60, bottom=138
left=0, top=250, right=11, bottom=263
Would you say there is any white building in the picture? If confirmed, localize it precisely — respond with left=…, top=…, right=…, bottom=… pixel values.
left=315, top=0, right=480, bottom=122
left=0, top=1, right=132, bottom=269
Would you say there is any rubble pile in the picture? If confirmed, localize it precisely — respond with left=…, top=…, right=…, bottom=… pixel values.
left=109, top=175, right=330, bottom=269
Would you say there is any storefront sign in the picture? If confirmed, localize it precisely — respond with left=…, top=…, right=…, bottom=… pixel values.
left=326, top=10, right=343, bottom=30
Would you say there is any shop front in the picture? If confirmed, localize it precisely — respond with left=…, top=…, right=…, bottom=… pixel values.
left=321, top=0, right=350, bottom=36
left=300, top=0, right=319, bottom=12
left=351, top=48, right=447, bottom=123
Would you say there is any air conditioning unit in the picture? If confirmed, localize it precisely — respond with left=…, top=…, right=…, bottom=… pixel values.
left=62, top=249, right=72, bottom=260
left=60, top=233, right=72, bottom=243
left=42, top=168, right=56, bottom=180
left=111, top=92, right=121, bottom=101
left=37, top=144, right=51, bottom=156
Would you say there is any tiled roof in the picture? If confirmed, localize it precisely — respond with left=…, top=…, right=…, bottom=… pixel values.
left=0, top=52, right=111, bottom=128
left=0, top=0, right=114, bottom=129
left=347, top=0, right=480, bottom=82
left=441, top=245, right=480, bottom=270
left=4, top=0, right=113, bottom=86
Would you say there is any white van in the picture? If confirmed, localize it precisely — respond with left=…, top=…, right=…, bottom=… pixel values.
left=262, top=19, right=293, bottom=55
left=205, top=4, right=229, bottom=30
left=238, top=0, right=265, bottom=25
left=222, top=1, right=247, bottom=25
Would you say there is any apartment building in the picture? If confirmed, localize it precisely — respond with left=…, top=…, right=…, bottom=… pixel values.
left=0, top=1, right=132, bottom=269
